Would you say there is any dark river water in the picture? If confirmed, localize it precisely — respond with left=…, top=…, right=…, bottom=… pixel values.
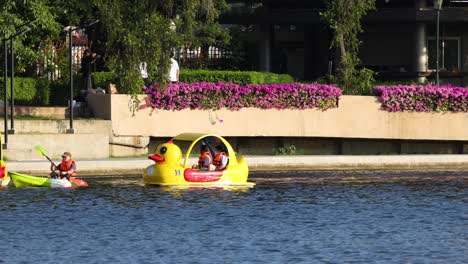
left=0, top=170, right=466, bottom=264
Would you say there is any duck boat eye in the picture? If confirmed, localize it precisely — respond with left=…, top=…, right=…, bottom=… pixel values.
left=160, top=147, right=167, bottom=154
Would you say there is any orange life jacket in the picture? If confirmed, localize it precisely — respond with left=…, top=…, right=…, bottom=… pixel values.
left=198, top=151, right=212, bottom=168
left=213, top=152, right=227, bottom=167
left=59, top=159, right=77, bottom=177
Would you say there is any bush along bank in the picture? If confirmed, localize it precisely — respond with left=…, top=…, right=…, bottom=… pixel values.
left=373, top=85, right=468, bottom=112
left=0, top=77, right=50, bottom=105
left=141, top=82, right=342, bottom=111
left=180, top=70, right=294, bottom=85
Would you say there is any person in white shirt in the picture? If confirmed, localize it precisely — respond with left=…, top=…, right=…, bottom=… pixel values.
left=139, top=62, right=150, bottom=86
left=167, top=52, right=179, bottom=83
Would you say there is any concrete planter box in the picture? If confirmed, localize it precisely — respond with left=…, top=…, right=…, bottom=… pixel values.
left=87, top=94, right=468, bottom=141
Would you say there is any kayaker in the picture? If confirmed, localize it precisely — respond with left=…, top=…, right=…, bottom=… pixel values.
left=192, top=144, right=213, bottom=171
left=213, top=145, right=228, bottom=171
left=50, top=152, right=76, bottom=180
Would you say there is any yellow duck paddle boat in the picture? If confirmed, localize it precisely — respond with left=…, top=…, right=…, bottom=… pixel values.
left=0, top=159, right=8, bottom=188
left=0, top=137, right=9, bottom=188
left=143, top=133, right=255, bottom=187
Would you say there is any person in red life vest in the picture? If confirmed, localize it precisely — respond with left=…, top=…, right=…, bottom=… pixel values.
left=192, top=144, right=213, bottom=171
left=50, top=152, right=77, bottom=180
left=213, top=145, right=228, bottom=171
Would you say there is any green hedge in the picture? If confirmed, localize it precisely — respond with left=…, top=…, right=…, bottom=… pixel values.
left=50, top=81, right=71, bottom=106
left=93, top=71, right=116, bottom=89
left=0, top=71, right=291, bottom=103
left=179, top=70, right=294, bottom=85
left=0, top=77, right=50, bottom=105
left=65, top=70, right=292, bottom=94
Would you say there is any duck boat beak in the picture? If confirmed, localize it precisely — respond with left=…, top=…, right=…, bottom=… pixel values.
left=148, top=154, right=165, bottom=163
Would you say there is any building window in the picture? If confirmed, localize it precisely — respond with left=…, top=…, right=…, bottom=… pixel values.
left=427, top=37, right=460, bottom=72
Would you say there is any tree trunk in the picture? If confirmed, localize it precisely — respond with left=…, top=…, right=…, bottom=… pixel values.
left=338, top=32, right=346, bottom=64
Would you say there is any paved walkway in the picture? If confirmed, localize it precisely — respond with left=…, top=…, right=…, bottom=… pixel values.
left=7, top=154, right=468, bottom=176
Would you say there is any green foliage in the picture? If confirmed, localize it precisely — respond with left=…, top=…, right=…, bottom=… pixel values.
left=49, top=76, right=82, bottom=106
left=92, top=71, right=116, bottom=89
left=182, top=57, right=248, bottom=71
left=329, top=66, right=375, bottom=95
left=34, top=77, right=51, bottom=105
left=320, top=0, right=376, bottom=95
left=180, top=70, right=294, bottom=85
left=0, top=0, right=61, bottom=73
left=264, top=72, right=295, bottom=84
left=0, top=77, right=50, bottom=105
left=2, top=1, right=230, bottom=97
left=373, top=80, right=426, bottom=86
left=274, top=145, right=296, bottom=155
left=92, top=0, right=230, bottom=94
left=49, top=81, right=68, bottom=106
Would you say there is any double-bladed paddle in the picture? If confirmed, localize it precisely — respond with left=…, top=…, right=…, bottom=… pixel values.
left=34, top=145, right=57, bottom=168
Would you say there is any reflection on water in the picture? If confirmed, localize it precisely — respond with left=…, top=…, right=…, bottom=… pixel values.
left=0, top=170, right=466, bottom=264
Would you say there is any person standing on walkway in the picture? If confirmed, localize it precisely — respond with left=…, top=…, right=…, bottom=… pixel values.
left=50, top=152, right=76, bottom=180
left=81, top=48, right=98, bottom=91
left=140, top=62, right=151, bottom=86
left=167, top=52, right=179, bottom=83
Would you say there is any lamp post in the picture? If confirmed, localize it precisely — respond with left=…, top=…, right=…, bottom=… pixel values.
left=66, top=20, right=99, bottom=134
left=434, top=0, right=443, bottom=85
left=2, top=37, right=7, bottom=149
left=9, top=38, right=14, bottom=135
left=2, top=20, right=35, bottom=149
left=67, top=27, right=74, bottom=134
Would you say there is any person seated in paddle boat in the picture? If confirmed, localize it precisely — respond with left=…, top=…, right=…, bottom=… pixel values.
left=51, top=152, right=76, bottom=180
left=143, top=133, right=254, bottom=187
left=192, top=144, right=214, bottom=171
left=213, top=144, right=228, bottom=171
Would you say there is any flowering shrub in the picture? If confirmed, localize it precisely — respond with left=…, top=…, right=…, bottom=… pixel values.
left=373, top=85, right=468, bottom=112
left=141, top=82, right=342, bottom=111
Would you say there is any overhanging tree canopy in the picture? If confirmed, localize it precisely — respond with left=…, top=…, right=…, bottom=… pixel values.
left=1, top=0, right=230, bottom=94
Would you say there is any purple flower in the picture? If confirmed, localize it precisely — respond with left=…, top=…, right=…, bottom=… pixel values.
left=141, top=82, right=343, bottom=111
left=373, top=84, right=468, bottom=112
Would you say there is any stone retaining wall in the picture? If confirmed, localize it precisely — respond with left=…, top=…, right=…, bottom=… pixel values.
left=88, top=94, right=468, bottom=141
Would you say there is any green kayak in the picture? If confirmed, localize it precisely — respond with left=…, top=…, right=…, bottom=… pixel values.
left=9, top=171, right=89, bottom=188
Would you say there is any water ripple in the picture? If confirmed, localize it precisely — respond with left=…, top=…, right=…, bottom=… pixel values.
left=0, top=170, right=466, bottom=263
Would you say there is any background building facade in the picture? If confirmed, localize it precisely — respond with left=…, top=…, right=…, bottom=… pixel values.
left=222, top=0, right=468, bottom=85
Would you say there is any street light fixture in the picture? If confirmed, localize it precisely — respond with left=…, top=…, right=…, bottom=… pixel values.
left=434, top=0, right=443, bottom=85
left=65, top=20, right=99, bottom=134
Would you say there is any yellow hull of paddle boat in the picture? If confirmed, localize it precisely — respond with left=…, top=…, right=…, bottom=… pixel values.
left=143, top=133, right=254, bottom=187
